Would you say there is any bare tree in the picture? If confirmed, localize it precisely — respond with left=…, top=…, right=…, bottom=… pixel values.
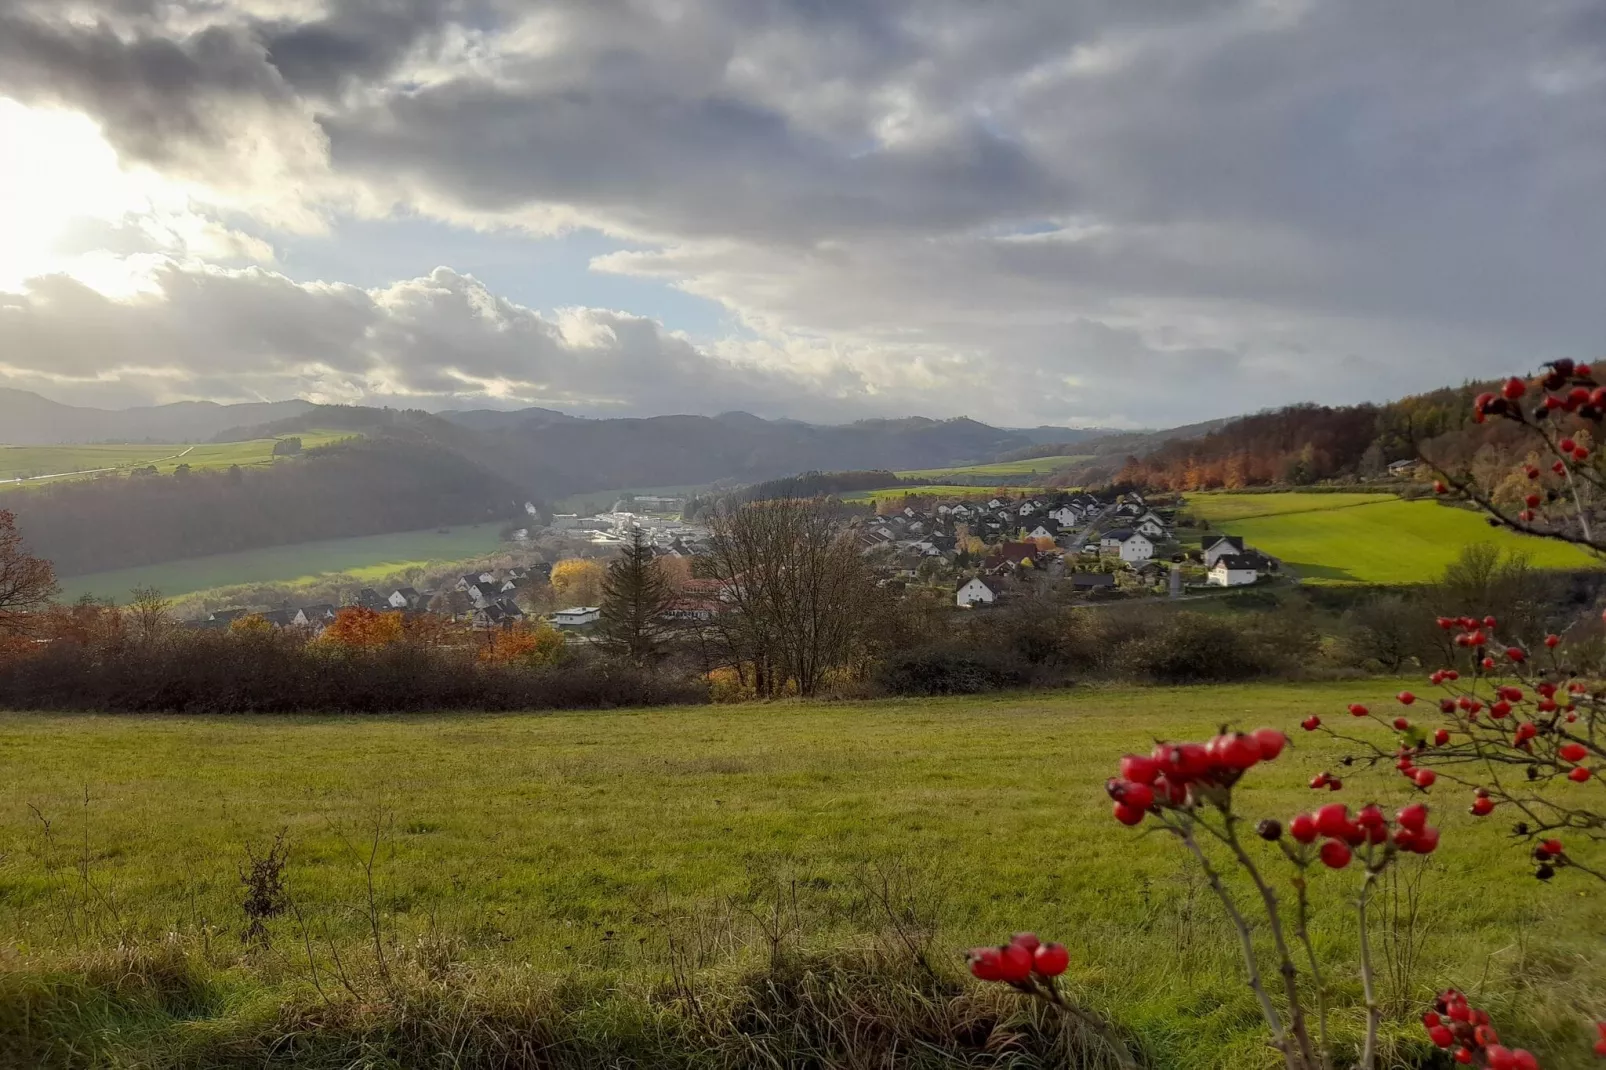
left=125, top=586, right=176, bottom=645
left=702, top=497, right=875, bottom=697
left=0, top=509, right=57, bottom=635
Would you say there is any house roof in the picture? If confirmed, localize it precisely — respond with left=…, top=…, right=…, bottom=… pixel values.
left=1202, top=535, right=1244, bottom=551
left=1215, top=554, right=1262, bottom=570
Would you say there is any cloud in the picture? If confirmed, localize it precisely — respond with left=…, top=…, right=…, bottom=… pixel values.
left=0, top=260, right=858, bottom=417
left=1, top=0, right=1604, bottom=425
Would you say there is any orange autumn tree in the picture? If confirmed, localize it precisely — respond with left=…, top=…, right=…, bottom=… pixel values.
left=0, top=509, right=58, bottom=637
left=320, top=606, right=405, bottom=648
left=479, top=621, right=565, bottom=666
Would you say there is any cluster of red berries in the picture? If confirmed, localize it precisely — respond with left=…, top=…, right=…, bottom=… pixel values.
left=1531, top=838, right=1568, bottom=881
left=1274, top=802, right=1438, bottom=867
left=1474, top=359, right=1602, bottom=425
left=1423, top=990, right=1541, bottom=1068
left=968, top=932, right=1069, bottom=985
left=1107, top=728, right=1287, bottom=823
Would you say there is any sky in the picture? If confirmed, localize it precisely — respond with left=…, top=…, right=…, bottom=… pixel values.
left=1, top=0, right=1603, bottom=428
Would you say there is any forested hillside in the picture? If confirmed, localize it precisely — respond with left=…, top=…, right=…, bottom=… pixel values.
left=1113, top=383, right=1501, bottom=491
left=11, top=438, right=531, bottom=577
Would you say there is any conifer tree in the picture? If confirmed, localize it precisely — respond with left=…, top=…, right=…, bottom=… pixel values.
left=597, top=528, right=676, bottom=662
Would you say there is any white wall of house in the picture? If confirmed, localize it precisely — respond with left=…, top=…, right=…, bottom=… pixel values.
left=1118, top=534, right=1155, bottom=562
left=1209, top=563, right=1258, bottom=586
left=552, top=607, right=601, bottom=627
left=956, top=578, right=996, bottom=607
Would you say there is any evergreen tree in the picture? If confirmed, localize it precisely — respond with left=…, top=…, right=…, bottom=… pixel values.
left=597, top=528, right=677, bottom=662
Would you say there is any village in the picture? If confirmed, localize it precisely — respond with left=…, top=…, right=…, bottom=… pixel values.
left=848, top=489, right=1277, bottom=607
left=184, top=487, right=1279, bottom=636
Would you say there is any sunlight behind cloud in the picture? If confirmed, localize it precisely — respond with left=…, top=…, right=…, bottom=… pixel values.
left=0, top=98, right=272, bottom=295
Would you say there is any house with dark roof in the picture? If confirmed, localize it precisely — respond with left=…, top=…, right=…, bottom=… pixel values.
left=1202, top=534, right=1247, bottom=567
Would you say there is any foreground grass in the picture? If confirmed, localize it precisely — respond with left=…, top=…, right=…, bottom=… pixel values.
left=1193, top=494, right=1601, bottom=583
left=1, top=683, right=1601, bottom=1067
left=57, top=523, right=511, bottom=602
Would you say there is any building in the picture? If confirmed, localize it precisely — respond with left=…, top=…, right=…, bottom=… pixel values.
left=1209, top=554, right=1261, bottom=587
left=955, top=577, right=997, bottom=607
left=551, top=606, right=602, bottom=628
left=1202, top=535, right=1246, bottom=568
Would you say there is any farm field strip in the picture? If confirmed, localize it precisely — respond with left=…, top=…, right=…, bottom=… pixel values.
left=0, top=431, right=359, bottom=487
left=54, top=523, right=511, bottom=602
left=895, top=454, right=1091, bottom=479
left=840, top=483, right=1043, bottom=503
left=1187, top=491, right=1400, bottom=524
left=0, top=682, right=1597, bottom=1067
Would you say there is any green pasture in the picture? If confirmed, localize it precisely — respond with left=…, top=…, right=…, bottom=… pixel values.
left=896, top=455, right=1091, bottom=480
left=55, top=524, right=510, bottom=602
left=0, top=431, right=358, bottom=487
left=842, top=484, right=1043, bottom=504
left=0, top=683, right=1600, bottom=1067
left=1192, top=493, right=1603, bottom=584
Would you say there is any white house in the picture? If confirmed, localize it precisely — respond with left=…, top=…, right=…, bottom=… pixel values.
left=1116, top=532, right=1154, bottom=562
left=1202, top=535, right=1247, bottom=568
left=955, top=577, right=997, bottom=607
left=551, top=606, right=601, bottom=628
left=1049, top=505, right=1080, bottom=526
left=1209, top=555, right=1260, bottom=587
left=1135, top=517, right=1166, bottom=539
left=1027, top=524, right=1059, bottom=541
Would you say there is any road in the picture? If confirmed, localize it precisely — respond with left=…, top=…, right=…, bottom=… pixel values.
left=0, top=445, right=195, bottom=487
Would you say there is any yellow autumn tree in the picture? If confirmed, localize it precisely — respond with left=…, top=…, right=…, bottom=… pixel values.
left=550, top=558, right=605, bottom=605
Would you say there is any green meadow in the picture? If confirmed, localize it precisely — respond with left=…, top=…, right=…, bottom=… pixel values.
left=842, top=484, right=1042, bottom=504
left=56, top=524, right=510, bottom=602
left=895, top=455, right=1092, bottom=480
left=0, top=683, right=1600, bottom=1067
left=0, top=431, right=359, bottom=488
left=1190, top=493, right=1603, bottom=584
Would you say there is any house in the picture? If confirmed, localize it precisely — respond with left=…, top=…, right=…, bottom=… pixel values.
left=551, top=606, right=601, bottom=628
left=473, top=600, right=526, bottom=629
left=1202, top=535, right=1247, bottom=567
left=387, top=587, right=425, bottom=610
left=1049, top=505, right=1080, bottom=526
left=955, top=576, right=998, bottom=607
left=1387, top=459, right=1417, bottom=476
left=355, top=587, right=388, bottom=611
left=984, top=541, right=1038, bottom=571
left=259, top=609, right=296, bottom=629
left=1099, top=528, right=1133, bottom=551
left=1026, top=521, right=1060, bottom=541
left=294, top=604, right=338, bottom=628
left=1135, top=517, right=1166, bottom=539
left=1209, top=554, right=1262, bottom=587
left=1070, top=572, right=1116, bottom=591
left=1101, top=529, right=1154, bottom=562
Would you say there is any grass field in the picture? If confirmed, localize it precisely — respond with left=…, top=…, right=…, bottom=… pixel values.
left=56, top=524, right=510, bottom=602
left=895, top=455, right=1092, bottom=480
left=0, top=683, right=1599, bottom=1067
left=842, top=484, right=1042, bottom=504
left=0, top=431, right=358, bottom=487
left=1190, top=493, right=1603, bottom=583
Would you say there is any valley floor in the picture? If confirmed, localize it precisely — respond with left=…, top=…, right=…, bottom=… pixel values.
left=1, top=683, right=1601, bottom=1067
